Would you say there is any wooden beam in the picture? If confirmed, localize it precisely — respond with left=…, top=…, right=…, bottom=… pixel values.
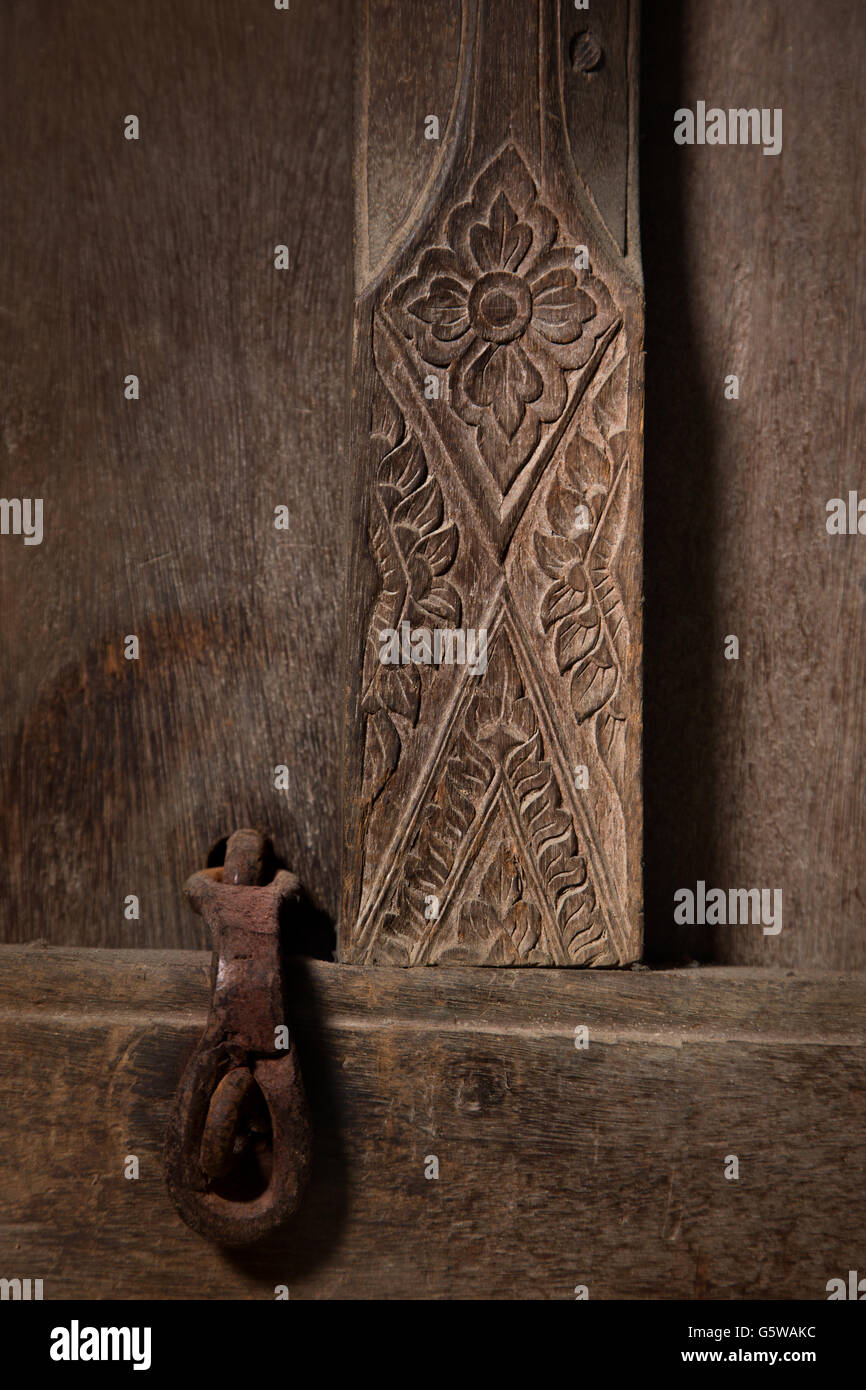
left=343, top=0, right=644, bottom=966
left=2, top=947, right=863, bottom=1299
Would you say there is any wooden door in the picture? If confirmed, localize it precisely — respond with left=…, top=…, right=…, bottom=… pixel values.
left=1, top=0, right=864, bottom=1300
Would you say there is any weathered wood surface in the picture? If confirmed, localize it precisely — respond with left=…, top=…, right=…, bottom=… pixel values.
left=343, top=0, right=644, bottom=966
left=0, top=0, right=863, bottom=968
left=0, top=0, right=351, bottom=948
left=1, top=947, right=864, bottom=1299
left=642, top=0, right=866, bottom=967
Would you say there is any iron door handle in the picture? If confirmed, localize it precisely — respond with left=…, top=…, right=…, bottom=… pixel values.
left=165, top=828, right=312, bottom=1246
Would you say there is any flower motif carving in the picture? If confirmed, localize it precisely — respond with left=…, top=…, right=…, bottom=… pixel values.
left=389, top=146, right=616, bottom=498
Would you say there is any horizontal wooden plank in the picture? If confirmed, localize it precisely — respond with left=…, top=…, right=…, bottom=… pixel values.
left=2, top=946, right=864, bottom=1042
left=1, top=949, right=864, bottom=1299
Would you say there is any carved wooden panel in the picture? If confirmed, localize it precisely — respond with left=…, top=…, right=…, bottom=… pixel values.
left=343, top=0, right=643, bottom=965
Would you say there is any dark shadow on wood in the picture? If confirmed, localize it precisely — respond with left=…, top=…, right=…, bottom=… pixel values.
left=640, top=1, right=719, bottom=963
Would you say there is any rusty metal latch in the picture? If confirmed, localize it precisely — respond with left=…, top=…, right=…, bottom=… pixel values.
left=165, top=828, right=312, bottom=1245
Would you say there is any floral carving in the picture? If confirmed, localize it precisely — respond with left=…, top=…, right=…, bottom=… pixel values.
left=362, top=388, right=461, bottom=806
left=368, top=630, right=614, bottom=966
left=389, top=146, right=616, bottom=498
left=534, top=353, right=630, bottom=729
left=452, top=842, right=542, bottom=965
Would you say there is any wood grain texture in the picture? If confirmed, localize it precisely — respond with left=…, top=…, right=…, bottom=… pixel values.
left=0, top=0, right=351, bottom=948
left=343, top=0, right=644, bottom=966
left=1, top=947, right=864, bottom=1299
left=356, top=0, right=465, bottom=286
left=641, top=0, right=866, bottom=967
left=0, top=0, right=863, bottom=968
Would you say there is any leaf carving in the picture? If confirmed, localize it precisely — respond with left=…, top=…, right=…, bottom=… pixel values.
left=370, top=912, right=414, bottom=966
left=535, top=353, right=630, bottom=728
left=397, top=728, right=495, bottom=928
left=378, top=633, right=611, bottom=965
left=361, top=385, right=461, bottom=806
left=455, top=842, right=542, bottom=964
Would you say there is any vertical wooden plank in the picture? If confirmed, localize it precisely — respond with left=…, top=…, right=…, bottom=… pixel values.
left=342, top=0, right=644, bottom=965
left=641, top=0, right=866, bottom=968
left=0, top=0, right=352, bottom=946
